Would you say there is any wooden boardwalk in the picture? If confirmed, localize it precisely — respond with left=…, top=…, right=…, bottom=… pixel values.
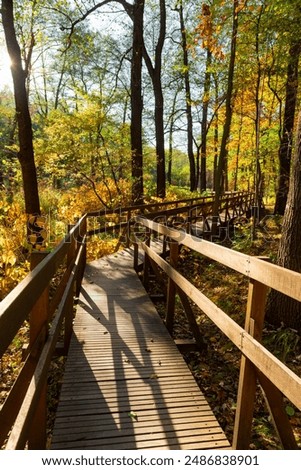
left=51, top=248, right=230, bottom=450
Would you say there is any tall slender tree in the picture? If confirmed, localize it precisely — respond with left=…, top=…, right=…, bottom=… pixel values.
left=212, top=0, right=239, bottom=234
left=142, top=0, right=166, bottom=199
left=266, top=109, right=301, bottom=330
left=1, top=0, right=40, bottom=215
left=274, top=38, right=301, bottom=215
left=130, top=0, right=145, bottom=203
left=177, top=0, right=195, bottom=192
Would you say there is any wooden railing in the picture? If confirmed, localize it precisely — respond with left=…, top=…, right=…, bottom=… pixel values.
left=0, top=215, right=87, bottom=449
left=0, top=191, right=258, bottom=449
left=133, top=217, right=301, bottom=449
left=87, top=191, right=254, bottom=242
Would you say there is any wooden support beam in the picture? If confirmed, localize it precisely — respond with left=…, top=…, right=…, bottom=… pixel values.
left=28, top=251, right=49, bottom=450
left=232, top=278, right=268, bottom=449
left=165, top=241, right=179, bottom=334
left=133, top=242, right=139, bottom=272
left=257, top=372, right=298, bottom=449
left=142, top=228, right=151, bottom=290
left=63, top=287, right=75, bottom=353
left=148, top=256, right=167, bottom=297
left=175, top=338, right=199, bottom=353
left=176, top=287, right=206, bottom=351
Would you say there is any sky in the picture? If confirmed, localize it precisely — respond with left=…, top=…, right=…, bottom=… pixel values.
left=0, top=46, right=13, bottom=89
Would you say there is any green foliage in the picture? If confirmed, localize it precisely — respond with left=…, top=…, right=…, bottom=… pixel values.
left=34, top=100, right=131, bottom=194
left=263, top=326, right=300, bottom=362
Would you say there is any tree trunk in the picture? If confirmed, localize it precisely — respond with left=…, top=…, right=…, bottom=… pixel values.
left=234, top=111, right=243, bottom=191
left=252, top=7, right=264, bottom=238
left=212, top=0, right=238, bottom=234
left=167, top=89, right=179, bottom=185
left=178, top=0, right=195, bottom=192
left=142, top=0, right=166, bottom=199
left=154, top=72, right=166, bottom=199
left=265, top=110, right=301, bottom=331
left=2, top=0, right=40, bottom=216
left=131, top=0, right=145, bottom=204
left=274, top=39, right=301, bottom=215
left=213, top=73, right=219, bottom=192
left=200, top=49, right=212, bottom=192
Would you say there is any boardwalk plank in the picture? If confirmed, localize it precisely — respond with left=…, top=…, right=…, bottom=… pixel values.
left=51, top=248, right=231, bottom=450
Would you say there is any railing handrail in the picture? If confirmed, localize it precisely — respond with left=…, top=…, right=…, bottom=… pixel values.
left=86, top=191, right=254, bottom=237
left=86, top=193, right=215, bottom=217
left=86, top=190, right=250, bottom=217
left=0, top=191, right=257, bottom=449
left=135, top=216, right=301, bottom=302
left=0, top=192, right=252, bottom=359
left=0, top=214, right=87, bottom=358
left=133, top=216, right=301, bottom=449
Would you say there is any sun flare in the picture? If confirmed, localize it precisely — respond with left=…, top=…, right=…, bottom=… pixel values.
left=0, top=47, right=13, bottom=89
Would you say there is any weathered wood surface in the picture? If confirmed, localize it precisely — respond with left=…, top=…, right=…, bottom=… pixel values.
left=51, top=249, right=230, bottom=450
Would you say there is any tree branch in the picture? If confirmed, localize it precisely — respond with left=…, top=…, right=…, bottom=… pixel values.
left=57, top=0, right=133, bottom=50
left=78, top=171, right=110, bottom=209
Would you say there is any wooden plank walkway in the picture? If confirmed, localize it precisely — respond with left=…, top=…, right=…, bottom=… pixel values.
left=51, top=248, right=231, bottom=450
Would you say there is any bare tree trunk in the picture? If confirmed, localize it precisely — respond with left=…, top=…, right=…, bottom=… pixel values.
left=274, top=39, right=301, bottom=215
left=252, top=7, right=264, bottom=238
left=167, top=89, right=179, bottom=185
left=213, top=74, right=219, bottom=192
left=178, top=0, right=195, bottom=192
left=200, top=49, right=212, bottom=192
left=266, top=110, right=301, bottom=331
left=234, top=111, right=243, bottom=191
left=2, top=0, right=40, bottom=216
left=131, top=0, right=144, bottom=204
left=143, top=0, right=166, bottom=198
left=212, top=0, right=238, bottom=234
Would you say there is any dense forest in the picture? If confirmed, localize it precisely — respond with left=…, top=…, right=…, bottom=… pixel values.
left=1, top=0, right=301, bottom=327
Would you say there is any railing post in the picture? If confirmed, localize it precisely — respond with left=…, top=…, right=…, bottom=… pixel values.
left=165, top=240, right=179, bottom=334
left=126, top=210, right=131, bottom=248
left=28, top=251, right=49, bottom=450
left=142, top=227, right=151, bottom=289
left=67, top=223, right=76, bottom=266
left=134, top=240, right=139, bottom=272
left=232, top=277, right=268, bottom=449
left=64, top=224, right=77, bottom=350
left=76, top=218, right=87, bottom=298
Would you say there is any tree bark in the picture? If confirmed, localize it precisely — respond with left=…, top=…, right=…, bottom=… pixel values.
left=213, top=73, right=219, bottom=192
left=252, top=6, right=264, bottom=238
left=178, top=0, right=195, bottom=192
left=131, top=0, right=145, bottom=204
left=212, top=0, right=238, bottom=234
left=274, top=39, right=301, bottom=215
left=200, top=49, right=212, bottom=192
left=266, top=110, right=301, bottom=331
left=142, top=0, right=166, bottom=198
left=1, top=0, right=40, bottom=215
left=167, top=89, right=179, bottom=185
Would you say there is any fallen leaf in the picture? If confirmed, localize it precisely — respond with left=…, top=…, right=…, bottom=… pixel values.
left=128, top=411, right=138, bottom=421
left=285, top=405, right=295, bottom=417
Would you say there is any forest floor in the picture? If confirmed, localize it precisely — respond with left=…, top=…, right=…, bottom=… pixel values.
left=1, top=211, right=301, bottom=450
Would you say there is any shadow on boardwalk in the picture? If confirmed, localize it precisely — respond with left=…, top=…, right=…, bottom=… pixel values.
left=51, top=249, right=230, bottom=450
